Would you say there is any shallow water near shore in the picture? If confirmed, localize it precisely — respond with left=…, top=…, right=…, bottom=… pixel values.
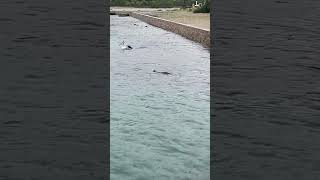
left=110, top=15, right=210, bottom=180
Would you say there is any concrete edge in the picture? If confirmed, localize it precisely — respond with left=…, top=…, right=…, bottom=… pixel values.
left=110, top=11, right=210, bottom=48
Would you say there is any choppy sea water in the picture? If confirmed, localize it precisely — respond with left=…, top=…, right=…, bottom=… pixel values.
left=1, top=0, right=107, bottom=179
left=212, top=1, right=320, bottom=179
left=110, top=15, right=210, bottom=180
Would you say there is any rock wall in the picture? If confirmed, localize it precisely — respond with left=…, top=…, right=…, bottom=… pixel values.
left=130, top=12, right=210, bottom=48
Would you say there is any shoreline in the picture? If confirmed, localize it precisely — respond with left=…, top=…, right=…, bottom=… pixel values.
left=110, top=7, right=210, bottom=30
left=110, top=9, right=210, bottom=48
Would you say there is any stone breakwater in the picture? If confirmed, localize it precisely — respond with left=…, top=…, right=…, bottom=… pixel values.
left=110, top=11, right=210, bottom=48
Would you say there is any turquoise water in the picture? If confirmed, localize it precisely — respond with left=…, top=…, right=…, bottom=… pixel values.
left=110, top=15, right=210, bottom=180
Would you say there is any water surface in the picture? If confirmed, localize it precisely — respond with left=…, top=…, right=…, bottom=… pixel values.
left=111, top=15, right=209, bottom=180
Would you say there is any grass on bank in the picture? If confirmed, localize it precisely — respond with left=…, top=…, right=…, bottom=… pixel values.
left=111, top=0, right=210, bottom=13
left=145, top=8, right=210, bottom=29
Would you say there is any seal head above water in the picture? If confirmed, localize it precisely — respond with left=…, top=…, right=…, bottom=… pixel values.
left=153, top=69, right=171, bottom=75
left=120, top=41, right=133, bottom=50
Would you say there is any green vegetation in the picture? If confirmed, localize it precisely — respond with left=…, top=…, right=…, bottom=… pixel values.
left=193, top=0, right=210, bottom=13
left=111, top=0, right=182, bottom=8
left=110, top=0, right=209, bottom=9
left=110, top=0, right=210, bottom=13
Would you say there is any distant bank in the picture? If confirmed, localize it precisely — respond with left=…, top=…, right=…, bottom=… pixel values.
left=110, top=7, right=210, bottom=48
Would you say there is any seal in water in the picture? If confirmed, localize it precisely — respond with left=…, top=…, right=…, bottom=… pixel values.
left=153, top=69, right=171, bottom=75
left=120, top=41, right=133, bottom=50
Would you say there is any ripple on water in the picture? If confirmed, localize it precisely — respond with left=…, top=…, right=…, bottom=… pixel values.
left=111, top=15, right=210, bottom=180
